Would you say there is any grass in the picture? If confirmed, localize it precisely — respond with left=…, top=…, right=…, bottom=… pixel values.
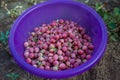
left=0, top=30, right=9, bottom=46
left=95, top=3, right=120, bottom=42
left=6, top=72, right=19, bottom=80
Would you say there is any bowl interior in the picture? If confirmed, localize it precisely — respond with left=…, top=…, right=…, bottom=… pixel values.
left=11, top=1, right=105, bottom=78
left=14, top=2, right=102, bottom=59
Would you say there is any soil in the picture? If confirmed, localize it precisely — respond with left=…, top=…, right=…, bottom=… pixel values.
left=0, top=0, right=120, bottom=80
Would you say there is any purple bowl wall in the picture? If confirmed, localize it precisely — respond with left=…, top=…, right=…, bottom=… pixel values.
left=9, top=0, right=107, bottom=79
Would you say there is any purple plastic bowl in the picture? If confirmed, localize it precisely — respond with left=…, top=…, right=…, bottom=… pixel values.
left=9, top=0, right=107, bottom=79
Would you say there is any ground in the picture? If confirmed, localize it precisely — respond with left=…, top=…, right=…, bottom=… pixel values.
left=0, top=0, right=120, bottom=80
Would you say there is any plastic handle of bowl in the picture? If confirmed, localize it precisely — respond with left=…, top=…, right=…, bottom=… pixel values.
left=47, top=0, right=73, bottom=1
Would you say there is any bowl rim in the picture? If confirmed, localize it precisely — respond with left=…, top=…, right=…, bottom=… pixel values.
left=9, top=0, right=108, bottom=79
